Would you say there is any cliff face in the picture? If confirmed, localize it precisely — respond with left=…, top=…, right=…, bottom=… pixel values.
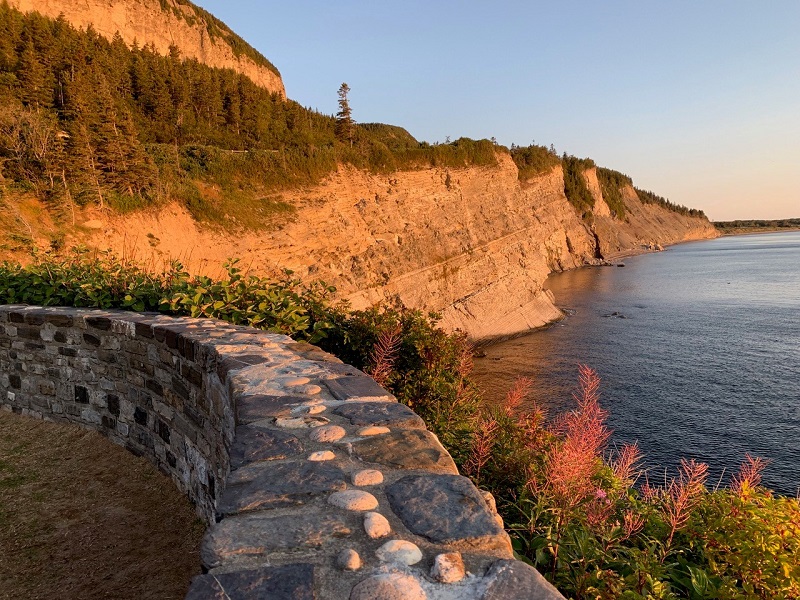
left=87, top=154, right=718, bottom=342
left=8, top=0, right=285, bottom=96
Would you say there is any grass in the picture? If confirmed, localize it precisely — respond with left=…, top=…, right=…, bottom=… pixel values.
left=0, top=411, right=205, bottom=600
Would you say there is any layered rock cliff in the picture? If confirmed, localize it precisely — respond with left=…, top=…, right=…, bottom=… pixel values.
left=8, top=0, right=285, bottom=96
left=88, top=154, right=718, bottom=342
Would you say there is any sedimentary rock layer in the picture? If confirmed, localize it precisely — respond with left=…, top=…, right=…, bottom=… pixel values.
left=92, top=155, right=717, bottom=342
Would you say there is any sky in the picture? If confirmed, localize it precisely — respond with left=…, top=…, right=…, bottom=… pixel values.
left=194, top=1, right=799, bottom=221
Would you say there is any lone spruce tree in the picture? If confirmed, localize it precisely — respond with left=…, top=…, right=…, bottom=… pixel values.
left=335, top=82, right=354, bottom=145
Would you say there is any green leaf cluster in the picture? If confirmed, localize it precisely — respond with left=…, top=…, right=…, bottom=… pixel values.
left=510, top=144, right=562, bottom=181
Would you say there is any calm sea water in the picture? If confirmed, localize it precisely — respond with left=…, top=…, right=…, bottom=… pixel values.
left=473, top=231, right=800, bottom=495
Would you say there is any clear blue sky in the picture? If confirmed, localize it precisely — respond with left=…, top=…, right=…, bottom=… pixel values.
left=195, top=1, right=799, bottom=221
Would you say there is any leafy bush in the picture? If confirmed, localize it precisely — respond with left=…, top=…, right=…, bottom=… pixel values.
left=562, top=156, right=596, bottom=217
left=510, top=144, right=562, bottom=180
left=468, top=366, right=800, bottom=599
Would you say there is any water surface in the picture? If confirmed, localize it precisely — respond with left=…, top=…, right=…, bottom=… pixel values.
left=474, top=232, right=800, bottom=495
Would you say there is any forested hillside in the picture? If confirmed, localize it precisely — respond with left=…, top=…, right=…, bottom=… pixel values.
left=0, top=3, right=705, bottom=239
left=0, top=4, right=498, bottom=225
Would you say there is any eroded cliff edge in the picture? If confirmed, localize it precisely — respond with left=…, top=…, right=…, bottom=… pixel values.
left=89, top=153, right=718, bottom=342
left=8, top=0, right=285, bottom=96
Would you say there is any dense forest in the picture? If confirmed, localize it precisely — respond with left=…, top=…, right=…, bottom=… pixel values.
left=0, top=3, right=705, bottom=231
left=714, top=218, right=800, bottom=233
left=0, top=4, right=496, bottom=224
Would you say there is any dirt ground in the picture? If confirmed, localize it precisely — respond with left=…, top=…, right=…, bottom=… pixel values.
left=0, top=411, right=205, bottom=599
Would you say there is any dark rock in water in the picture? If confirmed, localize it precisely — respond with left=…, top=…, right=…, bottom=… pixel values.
left=617, top=263, right=626, bottom=267
left=602, top=312, right=628, bottom=319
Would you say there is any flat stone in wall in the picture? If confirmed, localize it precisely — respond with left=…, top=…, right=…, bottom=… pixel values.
left=0, top=306, right=564, bottom=599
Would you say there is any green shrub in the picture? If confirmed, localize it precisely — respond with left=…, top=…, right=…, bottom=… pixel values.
left=562, top=156, right=596, bottom=217
left=510, top=144, right=562, bottom=180
left=596, top=167, right=631, bottom=220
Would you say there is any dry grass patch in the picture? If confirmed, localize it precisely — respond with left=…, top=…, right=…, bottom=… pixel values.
left=0, top=411, right=204, bottom=599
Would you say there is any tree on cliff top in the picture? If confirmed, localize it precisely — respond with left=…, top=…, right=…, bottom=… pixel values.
left=335, top=82, right=354, bottom=146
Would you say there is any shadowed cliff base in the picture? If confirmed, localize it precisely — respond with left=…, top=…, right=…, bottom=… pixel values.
left=0, top=410, right=204, bottom=600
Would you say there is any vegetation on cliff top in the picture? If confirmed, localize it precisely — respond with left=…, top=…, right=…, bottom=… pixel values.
left=0, top=253, right=797, bottom=599
left=714, top=218, right=800, bottom=234
left=0, top=5, right=496, bottom=232
left=0, top=4, right=708, bottom=241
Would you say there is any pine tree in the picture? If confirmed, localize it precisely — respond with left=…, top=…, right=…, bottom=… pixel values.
left=335, top=82, right=354, bottom=146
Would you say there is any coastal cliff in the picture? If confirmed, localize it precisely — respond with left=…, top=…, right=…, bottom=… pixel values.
left=87, top=154, right=718, bottom=342
left=7, top=0, right=285, bottom=96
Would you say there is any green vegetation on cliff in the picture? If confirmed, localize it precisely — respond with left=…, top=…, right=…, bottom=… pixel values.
left=596, top=167, right=631, bottom=220
left=0, top=5, right=496, bottom=228
left=509, top=144, right=561, bottom=180
left=562, top=155, right=596, bottom=218
left=636, top=187, right=706, bottom=219
left=714, top=218, right=800, bottom=234
left=1, top=253, right=798, bottom=598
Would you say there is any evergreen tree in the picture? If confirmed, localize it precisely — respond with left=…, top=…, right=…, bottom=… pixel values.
left=335, top=82, right=354, bottom=145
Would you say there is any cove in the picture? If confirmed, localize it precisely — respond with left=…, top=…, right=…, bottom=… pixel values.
left=474, top=231, right=800, bottom=495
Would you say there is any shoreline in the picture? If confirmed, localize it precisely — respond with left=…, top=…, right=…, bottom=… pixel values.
left=474, top=234, right=721, bottom=350
left=717, top=227, right=800, bottom=237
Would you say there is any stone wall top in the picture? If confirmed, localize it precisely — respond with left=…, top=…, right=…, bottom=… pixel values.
left=0, top=306, right=563, bottom=599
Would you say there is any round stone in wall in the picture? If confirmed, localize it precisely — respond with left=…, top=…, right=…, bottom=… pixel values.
left=363, top=512, right=391, bottom=539
left=310, top=425, right=347, bottom=443
left=375, top=540, right=423, bottom=565
left=431, top=552, right=466, bottom=583
left=357, top=426, right=390, bottom=436
left=352, top=469, right=383, bottom=486
left=328, top=490, right=379, bottom=511
left=336, top=548, right=362, bottom=571
left=350, top=573, right=427, bottom=600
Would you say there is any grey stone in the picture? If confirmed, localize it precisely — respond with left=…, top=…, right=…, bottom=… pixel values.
left=481, top=560, right=565, bottom=600
left=333, top=402, right=424, bottom=429
left=363, top=512, right=391, bottom=539
left=218, top=461, right=347, bottom=516
left=236, top=394, right=304, bottom=423
left=352, top=429, right=457, bottom=474
left=328, top=490, right=379, bottom=511
left=431, top=552, right=465, bottom=583
left=375, top=539, right=423, bottom=565
left=230, top=425, right=303, bottom=469
left=336, top=548, right=362, bottom=571
left=352, top=469, right=383, bottom=486
left=324, top=376, right=394, bottom=402
left=201, top=512, right=352, bottom=569
left=310, top=425, right=347, bottom=443
left=186, top=564, right=315, bottom=600
left=350, top=573, right=426, bottom=600
left=385, top=474, right=510, bottom=553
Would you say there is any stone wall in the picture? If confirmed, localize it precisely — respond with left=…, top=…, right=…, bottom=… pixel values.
left=0, top=305, right=563, bottom=599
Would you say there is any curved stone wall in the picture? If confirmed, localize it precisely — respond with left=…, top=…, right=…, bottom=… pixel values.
left=0, top=305, right=562, bottom=599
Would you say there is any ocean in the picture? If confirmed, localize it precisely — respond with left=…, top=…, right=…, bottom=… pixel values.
left=473, top=231, right=800, bottom=495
